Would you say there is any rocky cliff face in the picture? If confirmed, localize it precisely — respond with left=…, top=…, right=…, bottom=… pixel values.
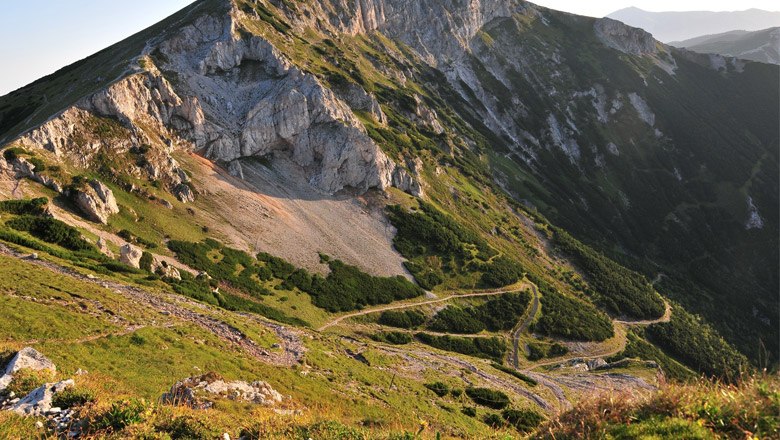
left=7, top=0, right=421, bottom=198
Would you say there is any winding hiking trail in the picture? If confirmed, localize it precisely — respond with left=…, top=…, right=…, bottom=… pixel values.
left=317, top=285, right=528, bottom=331
left=511, top=283, right=540, bottom=368
left=520, top=299, right=672, bottom=372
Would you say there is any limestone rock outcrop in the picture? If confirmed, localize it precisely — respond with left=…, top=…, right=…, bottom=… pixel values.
left=161, top=373, right=284, bottom=410
left=11, top=380, right=74, bottom=416
left=594, top=18, right=658, bottom=56
left=0, top=348, right=56, bottom=392
left=119, top=244, right=143, bottom=268
left=72, top=179, right=119, bottom=224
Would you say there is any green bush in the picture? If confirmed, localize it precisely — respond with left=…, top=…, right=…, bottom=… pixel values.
left=480, top=256, right=524, bottom=287
left=483, top=413, right=506, bottom=428
left=548, top=343, right=569, bottom=357
left=474, top=291, right=532, bottom=331
left=428, top=306, right=485, bottom=334
left=0, top=198, right=48, bottom=215
left=425, top=382, right=450, bottom=397
left=370, top=331, right=412, bottom=345
left=466, top=387, right=510, bottom=409
left=2, top=147, right=30, bottom=161
left=416, top=333, right=506, bottom=361
left=491, top=363, right=538, bottom=386
left=534, top=282, right=614, bottom=342
left=462, top=406, right=477, bottom=417
left=386, top=202, right=497, bottom=288
left=527, top=342, right=547, bottom=361
left=139, top=251, right=153, bottom=272
left=26, top=157, right=46, bottom=172
left=6, top=215, right=95, bottom=252
left=377, top=310, right=426, bottom=329
left=304, top=259, right=424, bottom=312
left=502, top=408, right=543, bottom=432
left=427, top=292, right=531, bottom=333
left=52, top=387, right=96, bottom=409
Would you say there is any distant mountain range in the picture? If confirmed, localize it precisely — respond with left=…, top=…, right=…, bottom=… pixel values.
left=607, top=7, right=780, bottom=42
left=670, top=27, right=780, bottom=65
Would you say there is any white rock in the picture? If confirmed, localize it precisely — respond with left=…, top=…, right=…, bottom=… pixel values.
left=73, top=179, right=119, bottom=224
left=0, top=347, right=56, bottom=392
left=11, top=379, right=74, bottom=416
left=119, top=244, right=143, bottom=268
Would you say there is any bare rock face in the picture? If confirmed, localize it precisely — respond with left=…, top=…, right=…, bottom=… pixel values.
left=161, top=373, right=283, bottom=410
left=334, top=82, right=388, bottom=125
left=119, top=244, right=143, bottom=268
left=153, top=258, right=181, bottom=280
left=72, top=179, right=119, bottom=224
left=10, top=379, right=74, bottom=416
left=594, top=18, right=657, bottom=56
left=96, top=237, right=114, bottom=258
left=148, top=11, right=419, bottom=195
left=7, top=157, right=62, bottom=193
left=0, top=348, right=57, bottom=392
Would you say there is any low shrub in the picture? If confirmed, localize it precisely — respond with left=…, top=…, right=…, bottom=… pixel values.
left=502, top=408, right=544, bottom=432
left=371, top=331, right=412, bottom=345
left=0, top=198, right=48, bottom=215
left=6, top=215, right=95, bottom=252
left=462, top=406, right=477, bottom=417
left=483, top=413, right=506, bottom=428
left=466, top=387, right=510, bottom=409
left=378, top=310, right=426, bottom=329
left=428, top=306, right=485, bottom=334
left=52, top=387, right=96, bottom=409
left=491, top=363, right=538, bottom=386
left=425, top=382, right=450, bottom=397
left=416, top=333, right=506, bottom=361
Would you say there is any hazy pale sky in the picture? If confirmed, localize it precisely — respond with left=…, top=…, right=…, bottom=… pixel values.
left=1, top=0, right=778, bottom=96
left=531, top=0, right=780, bottom=17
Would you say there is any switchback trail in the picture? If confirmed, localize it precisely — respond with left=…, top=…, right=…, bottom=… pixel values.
left=317, top=285, right=528, bottom=331
left=519, top=299, right=672, bottom=372
left=511, top=283, right=540, bottom=368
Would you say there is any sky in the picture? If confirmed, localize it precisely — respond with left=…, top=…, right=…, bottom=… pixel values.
left=0, top=0, right=778, bottom=96
left=531, top=0, right=780, bottom=17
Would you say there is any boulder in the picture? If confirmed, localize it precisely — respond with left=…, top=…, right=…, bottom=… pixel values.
left=153, top=258, right=181, bottom=280
left=119, top=244, right=143, bottom=268
left=0, top=348, right=56, bottom=392
left=73, top=179, right=119, bottom=224
left=173, top=183, right=195, bottom=203
left=96, top=237, right=114, bottom=258
left=161, top=373, right=283, bottom=410
left=586, top=358, right=608, bottom=371
left=11, top=379, right=74, bottom=416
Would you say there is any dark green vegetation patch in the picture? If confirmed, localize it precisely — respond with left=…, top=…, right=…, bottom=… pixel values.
left=552, top=228, right=664, bottom=320
left=428, top=291, right=532, bottom=334
left=415, top=333, right=506, bottom=361
left=533, top=281, right=614, bottom=342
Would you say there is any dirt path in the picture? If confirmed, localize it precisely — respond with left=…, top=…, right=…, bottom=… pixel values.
left=511, top=284, right=540, bottom=368
left=0, top=243, right=303, bottom=367
left=521, top=300, right=671, bottom=372
left=317, top=285, right=528, bottom=331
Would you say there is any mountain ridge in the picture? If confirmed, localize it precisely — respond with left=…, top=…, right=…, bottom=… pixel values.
left=0, top=0, right=776, bottom=437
